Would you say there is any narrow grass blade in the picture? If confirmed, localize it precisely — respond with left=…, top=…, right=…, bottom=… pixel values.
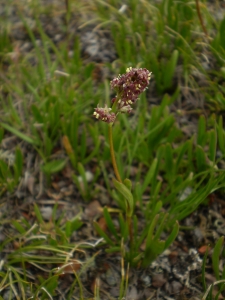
left=217, top=116, right=225, bottom=154
left=208, top=129, right=217, bottom=163
left=11, top=220, right=26, bottom=234
left=113, top=178, right=134, bottom=217
left=164, top=221, right=179, bottom=249
left=1, top=123, right=38, bottom=145
left=212, top=236, right=224, bottom=280
left=93, top=221, right=114, bottom=246
left=219, top=17, right=225, bottom=49
left=33, top=204, right=44, bottom=224
left=145, top=214, right=159, bottom=247
left=196, top=145, right=206, bottom=171
left=141, top=158, right=158, bottom=193
left=42, top=159, right=67, bottom=174
left=162, top=49, right=179, bottom=89
left=154, top=213, right=168, bottom=241
left=197, top=115, right=206, bottom=147
left=103, top=207, right=119, bottom=240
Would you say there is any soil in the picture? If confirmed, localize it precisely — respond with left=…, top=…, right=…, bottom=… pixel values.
left=1, top=1, right=225, bottom=299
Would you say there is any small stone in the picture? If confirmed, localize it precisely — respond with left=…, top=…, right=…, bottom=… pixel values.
left=141, top=275, right=151, bottom=287
left=171, top=280, right=182, bottom=294
left=151, top=273, right=167, bottom=288
left=104, top=268, right=118, bottom=286
left=179, top=186, right=193, bottom=201
left=78, top=170, right=94, bottom=183
left=40, top=206, right=53, bottom=221
left=20, top=42, right=32, bottom=52
left=84, top=200, right=102, bottom=219
left=54, top=34, right=62, bottom=42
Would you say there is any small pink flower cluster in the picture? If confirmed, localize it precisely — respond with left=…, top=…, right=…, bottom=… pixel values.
left=93, top=67, right=151, bottom=123
left=93, top=105, right=116, bottom=123
left=111, top=67, right=151, bottom=106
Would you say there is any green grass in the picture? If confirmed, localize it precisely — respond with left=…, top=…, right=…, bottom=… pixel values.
left=202, top=237, right=225, bottom=300
left=1, top=0, right=225, bottom=298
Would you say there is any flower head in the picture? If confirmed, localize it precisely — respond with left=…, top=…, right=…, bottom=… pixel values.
left=93, top=67, right=151, bottom=123
left=93, top=105, right=116, bottom=123
left=110, top=67, right=151, bottom=110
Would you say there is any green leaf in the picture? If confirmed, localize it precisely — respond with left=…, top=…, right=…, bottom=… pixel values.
left=196, top=145, right=206, bottom=171
left=165, top=221, right=179, bottom=249
left=44, top=275, right=58, bottom=296
left=141, top=158, right=158, bottom=193
left=65, top=221, right=72, bottom=238
left=105, top=246, right=121, bottom=253
left=163, top=49, right=179, bottom=89
left=220, top=17, right=225, bottom=49
left=0, top=160, right=11, bottom=180
left=77, top=162, right=87, bottom=180
left=1, top=123, right=38, bottom=145
left=43, top=133, right=53, bottom=158
left=152, top=201, right=162, bottom=216
left=34, top=203, right=44, bottom=224
left=93, top=221, right=114, bottom=246
left=165, top=143, right=174, bottom=180
left=124, top=178, right=132, bottom=191
left=12, top=220, right=26, bottom=234
left=143, top=239, right=165, bottom=267
left=208, top=129, right=217, bottom=163
left=80, top=127, right=87, bottom=161
left=154, top=213, right=168, bottom=241
left=212, top=236, right=224, bottom=280
left=31, top=104, right=44, bottom=123
left=217, top=116, right=225, bottom=154
left=65, top=218, right=82, bottom=239
left=197, top=115, right=206, bottom=147
left=42, top=159, right=67, bottom=174
left=222, top=264, right=225, bottom=280
left=10, top=267, right=26, bottom=299
left=103, top=207, right=119, bottom=240
left=118, top=213, right=129, bottom=240
left=145, top=214, right=159, bottom=247
left=70, top=218, right=82, bottom=232
left=111, top=190, right=127, bottom=211
left=113, top=178, right=134, bottom=217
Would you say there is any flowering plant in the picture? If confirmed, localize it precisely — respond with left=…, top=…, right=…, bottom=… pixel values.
left=94, top=67, right=151, bottom=184
left=93, top=67, right=179, bottom=267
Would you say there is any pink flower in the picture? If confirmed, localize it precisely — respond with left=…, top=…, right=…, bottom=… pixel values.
left=110, top=67, right=151, bottom=109
left=93, top=67, right=151, bottom=123
left=93, top=105, right=116, bottom=123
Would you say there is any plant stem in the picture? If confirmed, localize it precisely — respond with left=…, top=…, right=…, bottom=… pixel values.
left=195, top=0, right=208, bottom=38
left=108, top=124, right=122, bottom=183
left=127, top=215, right=133, bottom=251
left=108, top=123, right=134, bottom=253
